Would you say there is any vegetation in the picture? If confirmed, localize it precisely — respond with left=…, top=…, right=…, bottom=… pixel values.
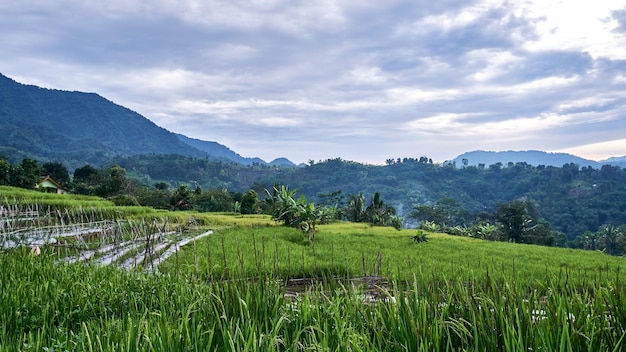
left=4, top=154, right=626, bottom=255
left=104, top=155, right=626, bottom=249
left=0, top=73, right=207, bottom=167
left=1, top=193, right=626, bottom=351
left=4, top=73, right=626, bottom=349
left=1, top=189, right=626, bottom=350
left=4, top=71, right=626, bottom=251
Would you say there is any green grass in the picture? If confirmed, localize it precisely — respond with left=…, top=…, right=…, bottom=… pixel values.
left=166, top=221, right=626, bottom=288
left=2, top=193, right=626, bottom=350
left=1, top=248, right=625, bottom=351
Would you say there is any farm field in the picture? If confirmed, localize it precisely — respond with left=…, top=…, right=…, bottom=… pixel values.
left=1, top=186, right=626, bottom=351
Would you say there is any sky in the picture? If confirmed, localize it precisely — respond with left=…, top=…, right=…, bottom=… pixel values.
left=1, top=0, right=626, bottom=165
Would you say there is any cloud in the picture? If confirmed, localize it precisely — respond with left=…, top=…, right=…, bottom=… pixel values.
left=2, top=0, right=626, bottom=164
left=612, top=7, right=626, bottom=32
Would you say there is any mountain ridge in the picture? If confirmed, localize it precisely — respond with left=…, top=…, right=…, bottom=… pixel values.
left=451, top=150, right=625, bottom=169
left=0, top=73, right=294, bottom=167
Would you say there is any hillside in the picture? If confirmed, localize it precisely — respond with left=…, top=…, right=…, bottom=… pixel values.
left=175, top=133, right=294, bottom=166
left=600, top=155, right=626, bottom=168
left=0, top=73, right=294, bottom=167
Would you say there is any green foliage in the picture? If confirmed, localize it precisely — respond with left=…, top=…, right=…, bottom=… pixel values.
left=410, top=197, right=469, bottom=226
left=240, top=189, right=259, bottom=214
left=169, top=185, right=193, bottom=210
left=344, top=192, right=403, bottom=229
left=418, top=220, right=442, bottom=232
left=495, top=199, right=557, bottom=245
left=412, top=230, right=428, bottom=242
left=575, top=224, right=626, bottom=255
left=41, top=161, right=70, bottom=187
left=193, top=188, right=235, bottom=212
left=11, top=158, right=42, bottom=189
left=5, top=152, right=626, bottom=254
left=0, top=73, right=207, bottom=166
left=266, top=185, right=322, bottom=240
left=345, top=193, right=366, bottom=222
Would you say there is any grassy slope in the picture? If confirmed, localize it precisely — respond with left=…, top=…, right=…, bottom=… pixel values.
left=166, top=221, right=626, bottom=287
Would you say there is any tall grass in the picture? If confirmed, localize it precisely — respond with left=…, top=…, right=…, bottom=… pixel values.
left=1, top=249, right=625, bottom=351
left=165, top=223, right=626, bottom=288
left=2, top=198, right=626, bottom=350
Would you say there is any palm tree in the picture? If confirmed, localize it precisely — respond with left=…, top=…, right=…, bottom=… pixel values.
left=600, top=224, right=620, bottom=255
left=366, top=192, right=397, bottom=226
left=345, top=193, right=366, bottom=222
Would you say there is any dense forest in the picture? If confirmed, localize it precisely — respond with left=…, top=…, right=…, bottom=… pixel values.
left=2, top=154, right=626, bottom=254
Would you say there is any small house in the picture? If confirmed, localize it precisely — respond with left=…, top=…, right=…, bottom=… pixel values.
left=35, top=176, right=67, bottom=194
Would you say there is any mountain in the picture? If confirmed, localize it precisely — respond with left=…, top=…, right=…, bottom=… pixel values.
left=175, top=133, right=289, bottom=166
left=600, top=156, right=626, bottom=169
left=0, top=73, right=293, bottom=167
left=452, top=150, right=602, bottom=168
left=268, top=157, right=296, bottom=167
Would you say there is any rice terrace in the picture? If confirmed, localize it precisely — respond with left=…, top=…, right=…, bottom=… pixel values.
left=1, top=186, right=626, bottom=351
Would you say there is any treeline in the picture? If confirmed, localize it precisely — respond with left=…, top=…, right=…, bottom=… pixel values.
left=3, top=155, right=626, bottom=255
left=272, top=158, right=626, bottom=243
left=0, top=157, right=402, bottom=232
left=0, top=157, right=249, bottom=212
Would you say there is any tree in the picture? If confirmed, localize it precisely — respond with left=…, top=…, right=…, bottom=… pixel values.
left=240, top=190, right=259, bottom=214
left=11, top=158, right=42, bottom=189
left=266, top=185, right=322, bottom=240
left=191, top=189, right=235, bottom=212
left=494, top=199, right=531, bottom=243
left=94, top=165, right=128, bottom=197
left=137, top=186, right=170, bottom=209
left=73, top=164, right=99, bottom=183
left=42, top=162, right=70, bottom=187
left=73, top=164, right=99, bottom=194
left=599, top=224, right=621, bottom=255
left=345, top=193, right=366, bottom=222
left=154, top=182, right=169, bottom=190
left=170, top=185, right=193, bottom=210
left=0, top=157, right=12, bottom=185
left=267, top=185, right=300, bottom=227
left=365, top=192, right=400, bottom=228
left=494, top=199, right=555, bottom=245
left=410, top=198, right=466, bottom=227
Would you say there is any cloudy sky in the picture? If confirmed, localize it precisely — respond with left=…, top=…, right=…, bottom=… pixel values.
left=2, top=0, right=626, bottom=164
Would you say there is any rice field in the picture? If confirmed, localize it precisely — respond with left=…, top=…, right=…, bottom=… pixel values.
left=1, top=190, right=626, bottom=350
left=2, top=248, right=625, bottom=351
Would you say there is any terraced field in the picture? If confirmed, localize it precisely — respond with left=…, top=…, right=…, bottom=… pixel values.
left=1, top=203, right=212, bottom=271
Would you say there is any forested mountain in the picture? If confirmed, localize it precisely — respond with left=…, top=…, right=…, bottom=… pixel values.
left=452, top=150, right=602, bottom=168
left=0, top=73, right=293, bottom=167
left=0, top=73, right=210, bottom=165
left=175, top=134, right=294, bottom=166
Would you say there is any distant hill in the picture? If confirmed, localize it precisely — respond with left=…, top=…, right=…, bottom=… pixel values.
left=268, top=157, right=296, bottom=167
left=452, top=150, right=602, bottom=168
left=0, top=73, right=294, bottom=167
left=175, top=134, right=295, bottom=166
left=600, top=156, right=626, bottom=169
